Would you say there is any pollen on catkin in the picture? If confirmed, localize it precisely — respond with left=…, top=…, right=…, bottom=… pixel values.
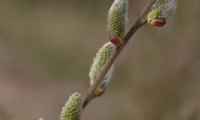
left=107, top=0, right=128, bottom=46
left=89, top=42, right=114, bottom=97
left=60, top=92, right=83, bottom=120
left=147, top=0, right=177, bottom=27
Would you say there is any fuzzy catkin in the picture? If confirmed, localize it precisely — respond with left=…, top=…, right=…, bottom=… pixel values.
left=107, top=0, right=128, bottom=39
left=60, top=92, right=82, bottom=120
left=147, top=0, right=177, bottom=21
left=89, top=42, right=114, bottom=96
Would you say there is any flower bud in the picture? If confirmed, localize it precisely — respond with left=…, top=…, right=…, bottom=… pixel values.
left=147, top=0, right=177, bottom=27
left=60, top=92, right=82, bottom=120
left=89, top=42, right=114, bottom=97
left=107, top=0, right=128, bottom=46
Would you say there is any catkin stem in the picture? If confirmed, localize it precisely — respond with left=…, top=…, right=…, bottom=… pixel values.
left=83, top=0, right=156, bottom=109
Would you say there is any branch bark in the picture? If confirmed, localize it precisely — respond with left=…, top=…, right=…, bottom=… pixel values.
left=83, top=0, right=156, bottom=109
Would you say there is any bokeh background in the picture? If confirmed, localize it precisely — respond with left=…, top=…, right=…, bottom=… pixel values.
left=0, top=0, right=200, bottom=120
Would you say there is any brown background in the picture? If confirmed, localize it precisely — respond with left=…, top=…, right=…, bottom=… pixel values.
left=0, top=0, right=200, bottom=120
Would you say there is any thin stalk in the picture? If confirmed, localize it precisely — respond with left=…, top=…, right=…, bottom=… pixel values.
left=83, top=0, right=156, bottom=109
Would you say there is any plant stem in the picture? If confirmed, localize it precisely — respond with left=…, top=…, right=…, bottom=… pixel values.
left=83, top=0, right=156, bottom=109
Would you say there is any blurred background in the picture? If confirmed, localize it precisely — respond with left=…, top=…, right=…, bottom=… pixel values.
left=0, top=0, right=200, bottom=120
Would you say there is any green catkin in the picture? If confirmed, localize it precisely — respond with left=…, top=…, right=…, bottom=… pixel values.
left=107, top=0, right=128, bottom=39
left=89, top=42, right=114, bottom=96
left=147, top=0, right=177, bottom=23
left=60, top=92, right=82, bottom=120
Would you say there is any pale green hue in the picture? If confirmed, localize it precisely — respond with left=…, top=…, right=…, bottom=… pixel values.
left=107, top=0, right=129, bottom=39
left=60, top=92, right=82, bottom=120
left=147, top=0, right=177, bottom=22
left=89, top=42, right=114, bottom=94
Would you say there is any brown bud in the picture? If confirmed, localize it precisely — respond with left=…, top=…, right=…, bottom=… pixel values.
left=94, top=88, right=105, bottom=97
left=149, top=18, right=166, bottom=27
left=109, top=34, right=122, bottom=47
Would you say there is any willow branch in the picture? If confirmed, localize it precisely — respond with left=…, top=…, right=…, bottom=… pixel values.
left=83, top=0, right=156, bottom=109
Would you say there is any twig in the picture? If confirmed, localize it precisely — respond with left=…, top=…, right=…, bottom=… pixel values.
left=83, top=0, right=156, bottom=109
